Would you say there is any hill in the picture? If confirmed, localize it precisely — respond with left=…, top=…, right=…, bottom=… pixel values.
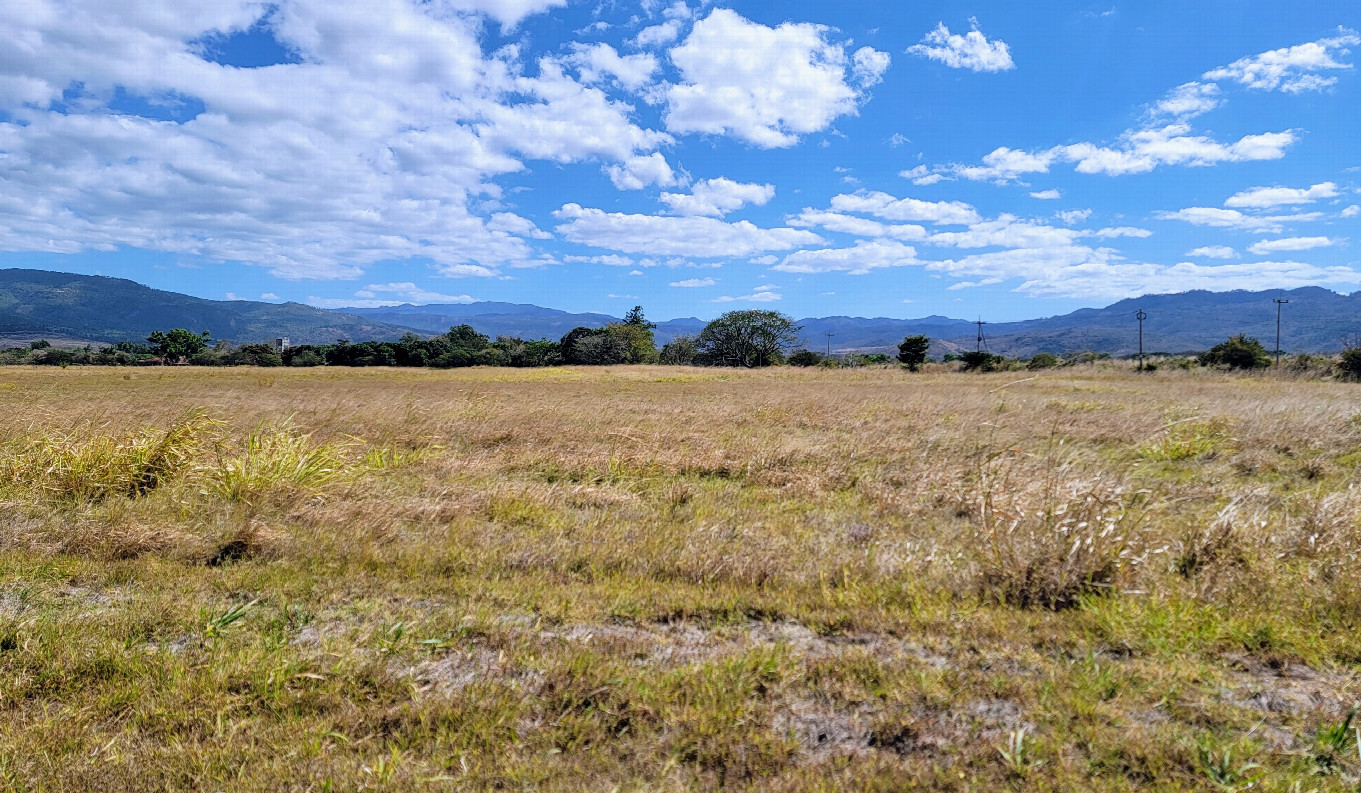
left=0, top=269, right=417, bottom=345
left=6, top=268, right=1361, bottom=355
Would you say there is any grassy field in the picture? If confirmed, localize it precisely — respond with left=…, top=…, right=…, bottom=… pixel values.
left=1, top=364, right=1359, bottom=791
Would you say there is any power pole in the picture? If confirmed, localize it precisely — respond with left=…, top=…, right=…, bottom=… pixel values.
left=824, top=331, right=834, bottom=358
left=1273, top=298, right=1289, bottom=366
left=975, top=319, right=988, bottom=353
left=1136, top=309, right=1147, bottom=371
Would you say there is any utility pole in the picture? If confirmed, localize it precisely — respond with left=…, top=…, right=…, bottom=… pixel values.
left=824, top=331, right=834, bottom=358
left=1136, top=309, right=1147, bottom=371
left=1273, top=298, right=1289, bottom=366
left=975, top=319, right=988, bottom=353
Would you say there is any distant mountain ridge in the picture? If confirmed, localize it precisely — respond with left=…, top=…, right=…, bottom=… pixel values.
left=5, top=268, right=1361, bottom=355
left=0, top=269, right=418, bottom=345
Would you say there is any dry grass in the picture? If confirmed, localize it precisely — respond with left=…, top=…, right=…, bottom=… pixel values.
left=0, top=363, right=1360, bottom=790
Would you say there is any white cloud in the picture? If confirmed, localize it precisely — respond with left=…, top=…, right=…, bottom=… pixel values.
left=907, top=19, right=1015, bottom=73
left=260, top=292, right=281, bottom=300
left=563, top=254, right=636, bottom=267
left=828, top=190, right=980, bottom=225
left=1030, top=189, right=1061, bottom=200
left=1224, top=182, right=1339, bottom=208
left=1151, top=82, right=1222, bottom=121
left=1204, top=28, right=1360, bottom=93
left=447, top=0, right=566, bottom=29
left=309, top=281, right=477, bottom=308
left=714, top=288, right=781, bottom=303
left=1248, top=236, right=1336, bottom=255
left=606, top=293, right=638, bottom=299
left=553, top=203, right=823, bottom=257
left=669, top=277, right=715, bottom=287
left=1187, top=246, right=1238, bottom=259
left=663, top=9, right=887, bottom=147
left=659, top=178, right=775, bottom=217
left=1154, top=207, right=1323, bottom=233
left=567, top=43, right=658, bottom=90
left=787, top=209, right=926, bottom=240
left=852, top=46, right=892, bottom=87
left=899, top=165, right=945, bottom=185
left=888, top=133, right=911, bottom=147
left=605, top=152, right=677, bottom=190
left=1056, top=209, right=1093, bottom=225
left=633, top=19, right=683, bottom=48
left=773, top=239, right=919, bottom=274
left=1088, top=227, right=1153, bottom=239
left=1343, top=205, right=1361, bottom=219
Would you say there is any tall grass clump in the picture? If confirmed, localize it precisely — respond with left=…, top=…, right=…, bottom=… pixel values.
left=1137, top=416, right=1233, bottom=462
left=0, top=409, right=220, bottom=503
left=964, top=452, right=1152, bottom=609
left=205, top=421, right=353, bottom=504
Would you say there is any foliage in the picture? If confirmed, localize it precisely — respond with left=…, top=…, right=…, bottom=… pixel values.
left=1027, top=352, right=1062, bottom=370
left=897, top=334, right=930, bottom=370
left=695, top=309, right=801, bottom=368
left=659, top=334, right=699, bottom=365
left=958, top=350, right=1003, bottom=371
left=786, top=349, right=822, bottom=367
left=1337, top=345, right=1361, bottom=381
left=147, top=328, right=212, bottom=361
left=1199, top=335, right=1271, bottom=370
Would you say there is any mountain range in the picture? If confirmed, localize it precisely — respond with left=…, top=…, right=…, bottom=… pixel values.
left=3, top=268, right=1361, bottom=356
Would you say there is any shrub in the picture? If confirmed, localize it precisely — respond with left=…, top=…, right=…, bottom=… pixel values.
left=1199, top=335, right=1270, bottom=370
left=786, top=349, right=822, bottom=367
left=1337, top=346, right=1361, bottom=381
left=660, top=335, right=699, bottom=365
left=958, top=351, right=1001, bottom=371
left=1027, top=352, right=1061, bottom=370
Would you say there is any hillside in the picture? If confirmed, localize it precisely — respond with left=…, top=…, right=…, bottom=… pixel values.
left=0, top=269, right=417, bottom=345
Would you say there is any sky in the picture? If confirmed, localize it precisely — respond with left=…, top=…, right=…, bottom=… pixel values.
left=1, top=1, right=1359, bottom=322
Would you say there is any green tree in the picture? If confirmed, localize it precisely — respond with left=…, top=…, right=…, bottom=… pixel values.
left=659, top=335, right=699, bottom=365
left=695, top=310, right=801, bottom=368
left=1027, top=352, right=1061, bottom=370
left=1337, top=343, right=1361, bottom=381
left=787, top=349, right=822, bottom=367
left=147, top=329, right=211, bottom=362
left=896, top=335, right=930, bottom=371
left=958, top=350, right=1002, bottom=372
left=1199, top=335, right=1271, bottom=370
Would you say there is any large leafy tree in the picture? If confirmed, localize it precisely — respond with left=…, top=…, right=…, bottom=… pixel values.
left=897, top=335, right=930, bottom=371
left=146, top=329, right=211, bottom=361
left=696, top=310, right=801, bottom=368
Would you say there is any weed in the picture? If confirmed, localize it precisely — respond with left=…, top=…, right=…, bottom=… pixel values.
left=1139, top=416, right=1234, bottom=462
left=204, top=599, right=258, bottom=638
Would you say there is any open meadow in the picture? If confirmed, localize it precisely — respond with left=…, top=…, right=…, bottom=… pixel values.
left=1, top=364, right=1360, bottom=791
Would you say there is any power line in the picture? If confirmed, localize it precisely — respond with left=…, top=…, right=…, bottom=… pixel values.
left=1136, top=309, right=1147, bottom=371
left=975, top=319, right=988, bottom=353
left=824, top=331, right=834, bottom=358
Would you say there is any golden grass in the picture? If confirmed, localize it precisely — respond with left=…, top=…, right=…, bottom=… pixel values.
left=0, top=363, right=1359, bottom=790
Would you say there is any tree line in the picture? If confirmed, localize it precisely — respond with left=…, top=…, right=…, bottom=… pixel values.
left=6, top=312, right=1361, bottom=379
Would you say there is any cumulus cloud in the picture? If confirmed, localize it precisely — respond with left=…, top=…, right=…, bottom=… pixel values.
left=787, top=209, right=927, bottom=240
left=1205, top=28, right=1360, bottom=93
left=1056, top=209, right=1093, bottom=225
left=1225, top=182, right=1339, bottom=208
left=664, top=9, right=888, bottom=147
left=1151, top=82, right=1222, bottom=121
left=1087, top=227, right=1153, bottom=239
left=1344, top=205, right=1361, bottom=219
left=1188, top=246, right=1238, bottom=259
left=899, top=165, right=945, bottom=185
left=605, top=153, right=678, bottom=190
left=553, top=203, right=823, bottom=257
left=309, top=281, right=477, bottom=308
left=773, top=240, right=920, bottom=274
left=669, top=277, right=715, bottom=287
left=1154, top=207, right=1324, bottom=233
left=1030, top=189, right=1061, bottom=200
left=907, top=19, right=1014, bottom=73
left=1248, top=236, right=1336, bottom=255
left=659, top=178, right=775, bottom=217
left=828, top=191, right=981, bottom=225
left=714, top=288, right=781, bottom=302
left=567, top=43, right=659, bottom=90
left=0, top=0, right=682, bottom=280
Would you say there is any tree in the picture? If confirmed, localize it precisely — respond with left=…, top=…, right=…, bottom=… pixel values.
left=958, top=350, right=1002, bottom=372
left=897, top=335, right=930, bottom=371
left=695, top=310, right=801, bottom=368
left=787, top=349, right=822, bottom=367
left=1338, top=340, right=1361, bottom=381
left=1199, top=335, right=1271, bottom=370
left=659, top=335, right=698, bottom=365
left=1027, top=352, right=1061, bottom=370
left=147, top=329, right=211, bottom=362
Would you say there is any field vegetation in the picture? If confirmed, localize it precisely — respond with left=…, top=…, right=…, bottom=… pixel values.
left=1, top=364, right=1359, bottom=790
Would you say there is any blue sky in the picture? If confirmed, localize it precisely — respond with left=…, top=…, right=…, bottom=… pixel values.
left=1, top=1, right=1358, bottom=321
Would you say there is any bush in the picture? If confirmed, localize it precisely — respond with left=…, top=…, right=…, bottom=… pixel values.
left=1338, top=347, right=1361, bottom=381
left=288, top=349, right=324, bottom=367
left=1027, top=352, right=1061, bottom=370
left=787, top=349, right=822, bottom=367
left=659, top=335, right=699, bottom=365
left=958, top=351, right=1002, bottom=372
left=1199, top=335, right=1271, bottom=370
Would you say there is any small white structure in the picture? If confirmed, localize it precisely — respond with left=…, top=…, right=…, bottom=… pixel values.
left=271, top=337, right=290, bottom=352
